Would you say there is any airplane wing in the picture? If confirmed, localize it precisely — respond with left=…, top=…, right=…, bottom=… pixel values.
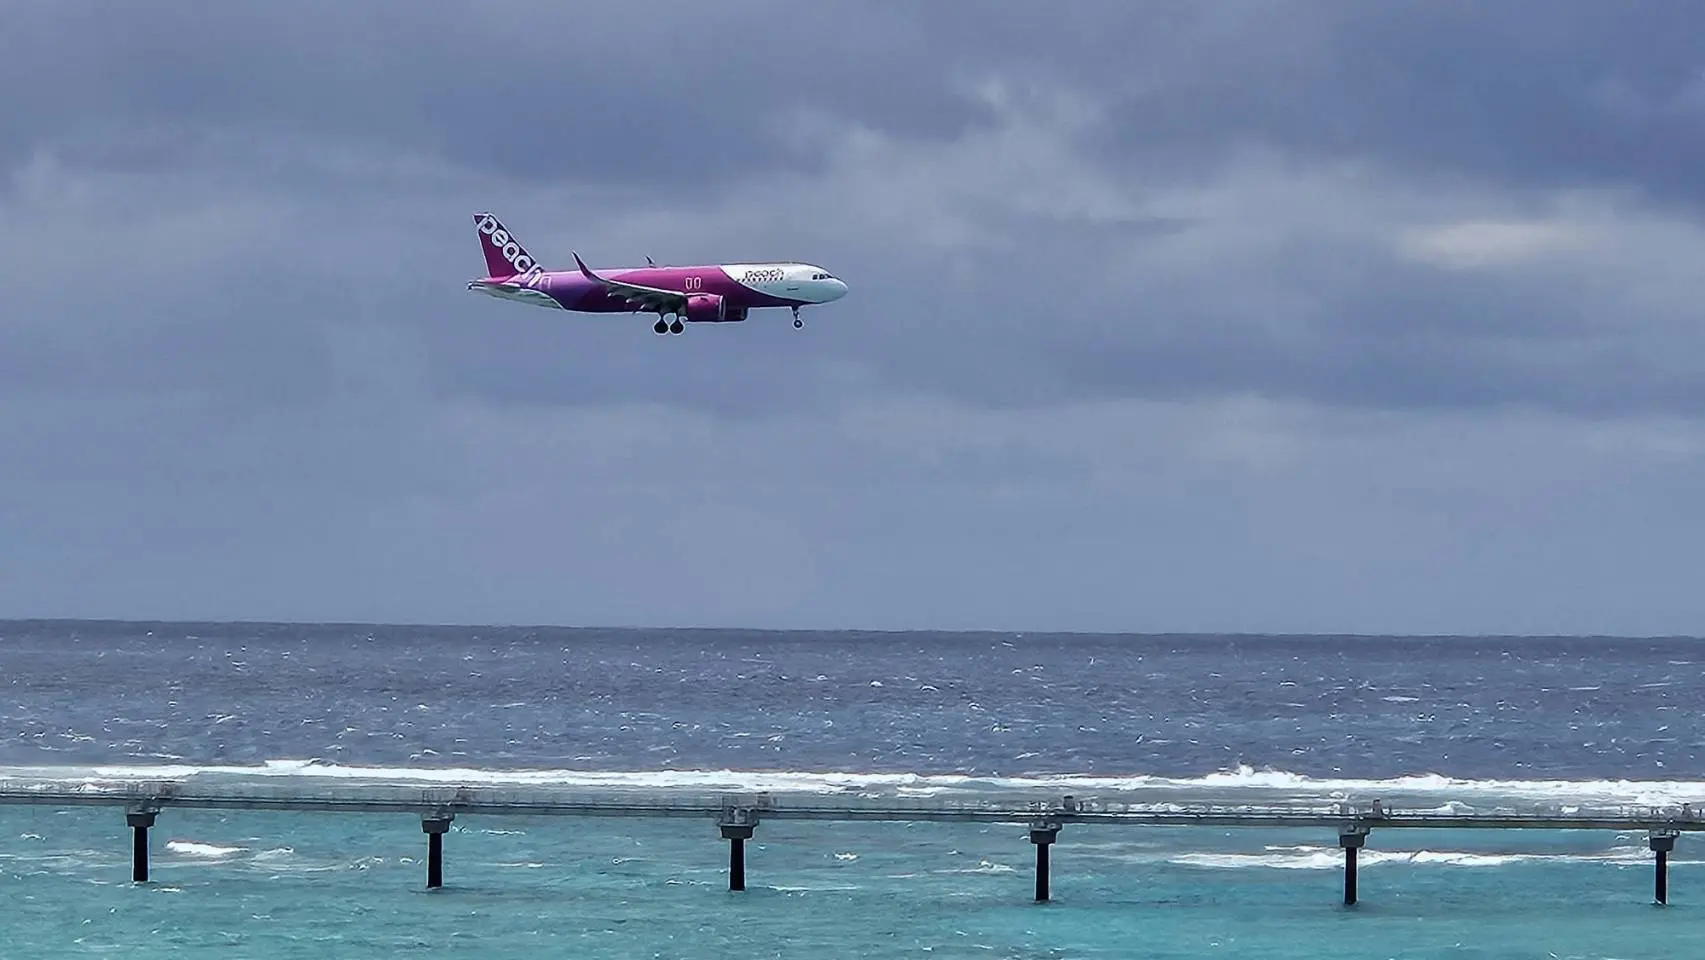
left=572, top=252, right=687, bottom=314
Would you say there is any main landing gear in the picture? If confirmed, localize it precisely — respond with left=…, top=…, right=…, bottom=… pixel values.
left=653, top=316, right=684, bottom=335
left=792, top=306, right=803, bottom=329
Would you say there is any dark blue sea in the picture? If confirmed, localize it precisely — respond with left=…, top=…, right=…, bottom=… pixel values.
left=3, top=621, right=1702, bottom=958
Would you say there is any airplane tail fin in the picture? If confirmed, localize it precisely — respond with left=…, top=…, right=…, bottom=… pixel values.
left=472, top=212, right=543, bottom=280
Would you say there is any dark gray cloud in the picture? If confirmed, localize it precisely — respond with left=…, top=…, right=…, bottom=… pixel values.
left=0, top=0, right=998, bottom=187
left=16, top=1, right=1701, bottom=198
left=1, top=1, right=1703, bottom=632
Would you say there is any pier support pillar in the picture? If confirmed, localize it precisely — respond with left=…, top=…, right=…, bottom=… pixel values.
left=126, top=810, right=156, bottom=884
left=1030, top=823, right=1060, bottom=903
left=720, top=823, right=755, bottom=891
left=1650, top=831, right=1677, bottom=905
left=1339, top=828, right=1368, bottom=906
left=422, top=815, right=453, bottom=889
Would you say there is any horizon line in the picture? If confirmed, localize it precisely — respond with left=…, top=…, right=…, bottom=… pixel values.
left=0, top=616, right=1699, bottom=642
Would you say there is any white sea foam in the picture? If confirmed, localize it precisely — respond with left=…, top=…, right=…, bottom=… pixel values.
left=165, top=840, right=245, bottom=858
left=1169, top=848, right=1532, bottom=870
left=1155, top=844, right=1702, bottom=871
left=935, top=859, right=1017, bottom=874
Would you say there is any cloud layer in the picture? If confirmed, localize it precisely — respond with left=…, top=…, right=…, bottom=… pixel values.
left=2, top=2, right=1702, bottom=633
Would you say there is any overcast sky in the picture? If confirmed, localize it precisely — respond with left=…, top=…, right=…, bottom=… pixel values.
left=2, top=1, right=1702, bottom=635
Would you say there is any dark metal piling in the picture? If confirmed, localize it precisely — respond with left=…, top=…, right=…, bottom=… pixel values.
left=126, top=810, right=156, bottom=883
left=1030, top=823, right=1061, bottom=902
left=720, top=823, right=753, bottom=890
left=718, top=804, right=760, bottom=892
left=422, top=815, right=454, bottom=889
left=1339, top=828, right=1368, bottom=906
left=1651, top=831, right=1678, bottom=905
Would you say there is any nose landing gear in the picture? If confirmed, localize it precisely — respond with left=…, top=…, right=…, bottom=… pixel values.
left=792, top=306, right=803, bottom=329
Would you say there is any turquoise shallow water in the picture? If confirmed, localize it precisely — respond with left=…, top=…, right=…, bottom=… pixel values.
left=8, top=625, right=1705, bottom=956
left=3, top=805, right=1701, bottom=959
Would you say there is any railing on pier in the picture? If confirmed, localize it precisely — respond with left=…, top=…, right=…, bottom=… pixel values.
left=2, top=775, right=1701, bottom=906
left=2, top=776, right=1701, bottom=827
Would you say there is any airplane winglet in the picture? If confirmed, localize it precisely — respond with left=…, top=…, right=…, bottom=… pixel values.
left=571, top=251, right=605, bottom=284
left=567, top=249, right=684, bottom=313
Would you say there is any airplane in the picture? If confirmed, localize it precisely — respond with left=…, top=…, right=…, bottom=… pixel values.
left=465, top=212, right=848, bottom=335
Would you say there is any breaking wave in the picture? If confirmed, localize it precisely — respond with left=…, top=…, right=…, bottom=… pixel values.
left=1161, top=844, right=1685, bottom=870
left=165, top=840, right=245, bottom=858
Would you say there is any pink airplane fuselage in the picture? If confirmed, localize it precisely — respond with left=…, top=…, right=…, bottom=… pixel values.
left=509, top=264, right=835, bottom=313
left=465, top=212, right=848, bottom=329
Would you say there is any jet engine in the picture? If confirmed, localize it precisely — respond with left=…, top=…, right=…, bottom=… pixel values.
left=684, top=293, right=725, bottom=323
left=684, top=293, right=746, bottom=323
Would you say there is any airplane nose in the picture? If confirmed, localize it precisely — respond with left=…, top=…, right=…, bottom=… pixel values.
left=830, top=278, right=848, bottom=300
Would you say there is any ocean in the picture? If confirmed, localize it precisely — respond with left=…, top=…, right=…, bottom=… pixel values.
left=1, top=621, right=1702, bottom=958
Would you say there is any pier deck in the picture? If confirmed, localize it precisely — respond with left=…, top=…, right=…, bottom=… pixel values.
left=2, top=776, right=1701, bottom=831
left=2, top=776, right=1700, bottom=905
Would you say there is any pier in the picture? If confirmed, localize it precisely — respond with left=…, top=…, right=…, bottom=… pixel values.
left=2, top=777, right=1700, bottom=906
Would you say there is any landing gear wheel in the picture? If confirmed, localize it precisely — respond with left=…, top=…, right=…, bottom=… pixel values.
left=793, top=317, right=803, bottom=329
left=653, top=318, right=668, bottom=335
left=669, top=319, right=684, bottom=335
